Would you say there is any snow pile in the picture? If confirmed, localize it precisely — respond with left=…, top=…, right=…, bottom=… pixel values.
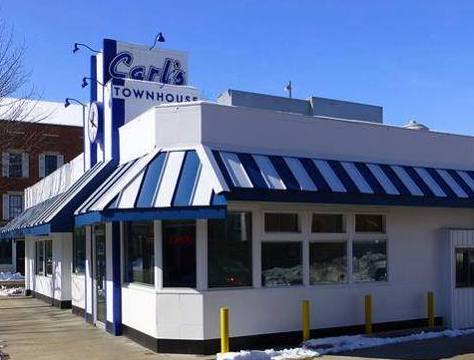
left=0, top=272, right=24, bottom=282
left=0, top=286, right=24, bottom=297
left=217, top=348, right=318, bottom=360
left=218, top=328, right=474, bottom=360
left=304, top=328, right=474, bottom=354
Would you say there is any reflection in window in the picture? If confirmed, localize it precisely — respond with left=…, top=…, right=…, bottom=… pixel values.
left=264, top=213, right=300, bottom=233
left=45, top=240, right=53, bottom=276
left=208, top=212, right=252, bottom=288
left=124, top=222, right=155, bottom=285
left=0, top=239, right=12, bottom=264
left=312, top=214, right=344, bottom=233
left=353, top=240, right=387, bottom=282
left=36, top=241, right=44, bottom=275
left=162, top=220, right=196, bottom=288
left=310, top=242, right=347, bottom=284
left=262, top=242, right=302, bottom=286
left=355, top=214, right=385, bottom=233
left=456, top=248, right=474, bottom=288
left=73, top=227, right=86, bottom=274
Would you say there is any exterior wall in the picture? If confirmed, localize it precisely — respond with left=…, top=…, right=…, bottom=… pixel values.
left=24, top=233, right=73, bottom=302
left=121, top=102, right=474, bottom=170
left=444, top=229, right=474, bottom=329
left=71, top=273, right=86, bottom=309
left=113, top=203, right=474, bottom=342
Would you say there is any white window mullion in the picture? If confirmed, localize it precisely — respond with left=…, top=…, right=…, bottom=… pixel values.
left=22, top=152, right=29, bottom=178
left=154, top=220, right=163, bottom=290
left=39, top=154, right=45, bottom=178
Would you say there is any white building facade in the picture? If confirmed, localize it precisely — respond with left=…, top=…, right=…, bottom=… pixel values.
left=2, top=38, right=474, bottom=354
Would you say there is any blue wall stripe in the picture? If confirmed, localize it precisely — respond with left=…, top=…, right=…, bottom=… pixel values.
left=426, top=168, right=457, bottom=198
left=173, top=151, right=201, bottom=206
left=135, top=153, right=166, bottom=208
left=379, top=164, right=411, bottom=196
left=238, top=153, right=268, bottom=189
left=327, top=160, right=359, bottom=193
left=403, top=166, right=434, bottom=197
left=354, top=162, right=385, bottom=194
left=212, top=151, right=234, bottom=189
left=299, top=158, right=331, bottom=192
left=269, top=156, right=300, bottom=190
left=448, top=169, right=474, bottom=198
left=111, top=222, right=122, bottom=336
left=211, top=191, right=227, bottom=206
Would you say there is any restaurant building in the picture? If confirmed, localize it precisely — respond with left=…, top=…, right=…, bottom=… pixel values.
left=2, top=38, right=474, bottom=354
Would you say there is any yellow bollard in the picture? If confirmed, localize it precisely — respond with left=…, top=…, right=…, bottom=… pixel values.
left=220, top=307, right=229, bottom=353
left=427, top=291, right=435, bottom=328
left=365, top=294, right=372, bottom=334
left=302, top=300, right=310, bottom=341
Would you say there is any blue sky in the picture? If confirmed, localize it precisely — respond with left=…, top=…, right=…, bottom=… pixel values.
left=2, top=0, right=474, bottom=133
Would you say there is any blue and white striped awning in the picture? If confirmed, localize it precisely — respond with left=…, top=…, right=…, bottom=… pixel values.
left=74, top=148, right=227, bottom=225
left=210, top=150, right=474, bottom=208
left=0, top=161, right=115, bottom=238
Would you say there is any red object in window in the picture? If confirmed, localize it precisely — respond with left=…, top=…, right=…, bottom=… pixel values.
left=165, top=235, right=193, bottom=246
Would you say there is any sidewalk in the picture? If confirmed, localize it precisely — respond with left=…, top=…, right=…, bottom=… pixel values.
left=0, top=297, right=211, bottom=360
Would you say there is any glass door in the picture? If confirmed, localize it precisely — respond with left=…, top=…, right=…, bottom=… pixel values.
left=94, top=224, right=106, bottom=324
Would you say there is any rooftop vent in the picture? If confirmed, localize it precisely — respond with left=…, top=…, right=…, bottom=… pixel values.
left=404, top=120, right=429, bottom=131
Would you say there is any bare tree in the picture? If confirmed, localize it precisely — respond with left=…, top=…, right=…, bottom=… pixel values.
left=0, top=18, right=53, bottom=224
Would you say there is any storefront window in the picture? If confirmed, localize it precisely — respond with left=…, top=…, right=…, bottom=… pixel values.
left=312, top=214, right=344, bottom=233
left=456, top=248, right=474, bottom=288
left=124, top=222, right=155, bottom=285
left=0, top=240, right=12, bottom=264
left=264, top=213, right=300, bottom=233
left=352, top=239, right=387, bottom=282
left=310, top=242, right=347, bottom=284
left=45, top=240, right=53, bottom=276
left=208, top=212, right=252, bottom=288
left=261, top=242, right=302, bottom=286
left=355, top=214, right=385, bottom=233
left=162, top=220, right=196, bottom=288
left=73, top=227, right=86, bottom=274
left=36, top=241, right=44, bottom=275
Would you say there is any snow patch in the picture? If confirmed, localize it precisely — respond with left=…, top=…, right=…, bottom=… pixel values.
left=217, top=348, right=318, bottom=360
left=0, top=286, right=24, bottom=297
left=218, top=328, right=474, bottom=360
left=0, top=272, right=24, bottom=282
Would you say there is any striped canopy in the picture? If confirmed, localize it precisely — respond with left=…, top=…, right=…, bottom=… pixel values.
left=74, top=147, right=227, bottom=225
left=210, top=150, right=474, bottom=208
left=0, top=161, right=114, bottom=238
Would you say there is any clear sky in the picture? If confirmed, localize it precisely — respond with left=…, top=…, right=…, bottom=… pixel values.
left=2, top=0, right=474, bottom=134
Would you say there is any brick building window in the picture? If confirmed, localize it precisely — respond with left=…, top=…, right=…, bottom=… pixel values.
left=2, top=151, right=29, bottom=178
left=2, top=193, right=23, bottom=220
left=39, top=153, right=64, bottom=177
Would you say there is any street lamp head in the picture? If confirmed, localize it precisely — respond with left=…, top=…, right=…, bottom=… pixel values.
left=81, top=77, right=89, bottom=88
left=64, top=98, right=71, bottom=108
left=73, top=43, right=80, bottom=53
left=150, top=32, right=166, bottom=50
left=72, top=42, right=100, bottom=54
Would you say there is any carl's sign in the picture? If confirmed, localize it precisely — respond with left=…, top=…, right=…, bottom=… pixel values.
left=103, top=39, right=189, bottom=86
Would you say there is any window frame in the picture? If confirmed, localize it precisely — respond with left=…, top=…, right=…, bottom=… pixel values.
left=455, top=247, right=474, bottom=288
left=72, top=227, right=86, bottom=275
left=261, top=240, right=304, bottom=288
left=8, top=151, right=23, bottom=178
left=8, top=193, right=23, bottom=219
left=35, top=239, right=53, bottom=277
left=263, top=211, right=302, bottom=236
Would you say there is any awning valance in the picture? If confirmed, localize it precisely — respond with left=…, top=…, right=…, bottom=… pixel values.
left=210, top=150, right=474, bottom=208
left=74, top=147, right=227, bottom=225
left=0, top=161, right=115, bottom=238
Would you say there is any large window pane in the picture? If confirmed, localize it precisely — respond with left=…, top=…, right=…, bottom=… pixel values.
left=353, top=240, right=387, bottom=282
left=456, top=249, right=469, bottom=287
left=9, top=153, right=22, bottom=178
left=264, top=213, right=300, bottom=233
left=312, top=214, right=344, bottom=233
left=8, top=195, right=23, bottom=219
left=208, top=212, right=252, bottom=288
left=73, top=227, right=86, bottom=274
left=0, top=239, right=12, bottom=264
left=310, top=242, right=347, bottom=284
left=36, top=241, right=44, bottom=275
left=124, top=222, right=155, bottom=285
left=45, top=155, right=58, bottom=176
left=262, top=242, right=302, bottom=286
left=45, top=240, right=53, bottom=276
left=162, top=220, right=196, bottom=288
left=355, top=214, right=385, bottom=233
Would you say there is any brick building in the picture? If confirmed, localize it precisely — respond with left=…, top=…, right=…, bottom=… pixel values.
left=0, top=100, right=83, bottom=273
